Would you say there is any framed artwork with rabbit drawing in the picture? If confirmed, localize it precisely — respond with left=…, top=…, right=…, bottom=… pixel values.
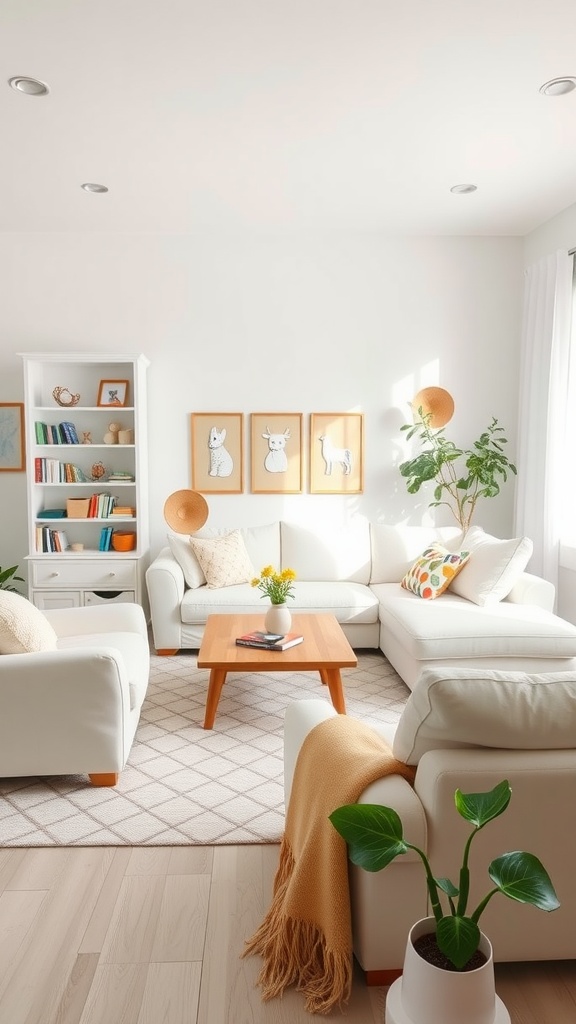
left=190, top=413, right=244, bottom=493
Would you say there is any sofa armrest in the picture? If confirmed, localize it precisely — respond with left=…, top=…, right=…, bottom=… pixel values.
left=504, top=571, right=555, bottom=612
left=0, top=648, right=131, bottom=775
left=145, top=546, right=186, bottom=651
left=44, top=602, right=148, bottom=639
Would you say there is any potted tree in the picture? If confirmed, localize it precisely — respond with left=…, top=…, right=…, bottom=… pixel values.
left=399, top=410, right=517, bottom=532
left=0, top=565, right=24, bottom=593
left=330, top=779, right=559, bottom=1024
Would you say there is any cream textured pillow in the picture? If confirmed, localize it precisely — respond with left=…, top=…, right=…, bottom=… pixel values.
left=0, top=591, right=58, bottom=654
left=400, top=545, right=470, bottom=599
left=167, top=532, right=206, bottom=589
left=449, top=526, right=533, bottom=606
left=189, top=530, right=255, bottom=588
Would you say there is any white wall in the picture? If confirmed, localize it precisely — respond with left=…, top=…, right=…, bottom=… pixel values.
left=0, top=231, right=523, bottom=583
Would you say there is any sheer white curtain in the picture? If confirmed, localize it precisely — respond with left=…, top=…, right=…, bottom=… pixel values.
left=514, top=249, right=574, bottom=599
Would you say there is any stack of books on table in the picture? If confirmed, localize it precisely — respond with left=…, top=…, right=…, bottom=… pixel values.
left=235, top=630, right=304, bottom=651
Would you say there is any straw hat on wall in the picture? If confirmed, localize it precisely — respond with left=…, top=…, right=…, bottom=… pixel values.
left=411, top=387, right=455, bottom=428
left=164, top=489, right=209, bottom=534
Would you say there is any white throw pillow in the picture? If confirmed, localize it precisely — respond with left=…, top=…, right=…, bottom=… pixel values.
left=0, top=591, right=58, bottom=654
left=449, top=526, right=533, bottom=606
left=167, top=532, right=206, bottom=589
left=189, top=530, right=255, bottom=588
left=393, top=666, right=576, bottom=765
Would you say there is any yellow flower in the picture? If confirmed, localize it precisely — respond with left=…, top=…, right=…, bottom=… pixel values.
left=252, top=565, right=297, bottom=604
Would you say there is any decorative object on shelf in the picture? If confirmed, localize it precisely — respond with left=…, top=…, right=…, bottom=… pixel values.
left=190, top=412, right=244, bottom=494
left=103, top=422, right=121, bottom=444
left=81, top=431, right=92, bottom=444
left=70, top=543, right=84, bottom=552
left=118, top=428, right=134, bottom=444
left=52, top=386, right=80, bottom=408
left=97, top=379, right=129, bottom=407
left=399, top=405, right=517, bottom=531
left=164, top=489, right=209, bottom=534
left=91, top=461, right=106, bottom=481
left=310, top=412, right=364, bottom=494
left=0, top=564, right=25, bottom=593
left=0, top=403, right=25, bottom=472
left=411, top=386, right=455, bottom=428
left=330, top=779, right=559, bottom=1024
left=111, top=531, right=137, bottom=551
left=250, top=413, right=303, bottom=494
left=251, top=565, right=296, bottom=632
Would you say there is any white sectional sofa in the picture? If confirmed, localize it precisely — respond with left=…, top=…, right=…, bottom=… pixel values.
left=145, top=519, right=576, bottom=686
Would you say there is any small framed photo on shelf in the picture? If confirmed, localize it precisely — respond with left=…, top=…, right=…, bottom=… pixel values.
left=191, top=413, right=244, bottom=493
left=97, top=379, right=129, bottom=407
left=310, top=412, right=364, bottom=494
left=0, top=402, right=25, bottom=472
left=250, top=413, right=303, bottom=493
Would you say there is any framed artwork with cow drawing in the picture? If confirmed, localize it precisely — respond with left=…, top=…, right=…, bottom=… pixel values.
left=310, top=412, right=364, bottom=493
left=250, top=413, right=303, bottom=493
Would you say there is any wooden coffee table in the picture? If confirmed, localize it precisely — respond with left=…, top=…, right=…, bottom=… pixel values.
left=197, top=613, right=357, bottom=729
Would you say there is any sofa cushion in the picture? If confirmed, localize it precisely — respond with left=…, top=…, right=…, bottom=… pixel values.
left=449, top=527, right=533, bottom=606
left=181, top=581, right=379, bottom=625
left=373, top=583, right=576, bottom=660
left=393, top=666, right=576, bottom=765
left=400, top=545, right=470, bottom=599
left=190, top=530, right=255, bottom=588
left=167, top=532, right=206, bottom=589
left=280, top=519, right=371, bottom=583
left=369, top=524, right=463, bottom=583
left=0, top=592, right=58, bottom=655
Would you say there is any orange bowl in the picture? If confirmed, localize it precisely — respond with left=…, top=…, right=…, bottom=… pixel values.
left=111, top=531, right=136, bottom=552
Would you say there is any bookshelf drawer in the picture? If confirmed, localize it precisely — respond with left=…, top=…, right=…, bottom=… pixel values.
left=31, top=559, right=138, bottom=589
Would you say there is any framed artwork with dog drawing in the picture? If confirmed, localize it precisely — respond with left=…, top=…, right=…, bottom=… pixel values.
left=191, top=413, right=244, bottom=493
left=250, top=414, right=303, bottom=493
left=310, top=413, right=364, bottom=494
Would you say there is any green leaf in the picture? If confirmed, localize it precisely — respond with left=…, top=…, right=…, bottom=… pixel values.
left=329, top=804, right=409, bottom=872
left=454, top=780, right=511, bottom=828
left=436, top=916, right=481, bottom=970
left=436, top=876, right=459, bottom=898
left=488, top=852, right=560, bottom=911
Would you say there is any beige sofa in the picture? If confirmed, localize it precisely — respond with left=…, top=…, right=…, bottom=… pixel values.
left=145, top=519, right=576, bottom=686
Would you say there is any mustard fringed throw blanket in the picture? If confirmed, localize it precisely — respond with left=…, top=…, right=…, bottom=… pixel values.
left=242, top=714, right=416, bottom=1014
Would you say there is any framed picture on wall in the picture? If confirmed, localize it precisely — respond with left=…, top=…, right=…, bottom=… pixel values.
left=191, top=413, right=244, bottom=493
left=250, top=413, right=303, bottom=493
left=0, top=403, right=25, bottom=472
left=309, top=412, right=364, bottom=494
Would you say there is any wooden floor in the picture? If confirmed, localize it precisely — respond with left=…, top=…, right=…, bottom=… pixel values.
left=0, top=843, right=575, bottom=1023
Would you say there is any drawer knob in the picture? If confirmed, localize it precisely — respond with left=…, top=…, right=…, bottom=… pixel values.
left=50, top=571, right=60, bottom=578
left=108, top=572, right=116, bottom=577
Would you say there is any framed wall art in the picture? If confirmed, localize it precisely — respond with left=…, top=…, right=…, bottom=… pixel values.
left=191, top=412, right=244, bottom=493
left=97, top=379, right=129, bottom=407
left=310, top=412, right=364, bottom=494
left=250, top=413, right=303, bottom=494
left=0, top=403, right=25, bottom=472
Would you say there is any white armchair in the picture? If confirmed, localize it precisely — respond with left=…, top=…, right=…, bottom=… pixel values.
left=285, top=670, right=576, bottom=982
left=0, top=602, right=150, bottom=786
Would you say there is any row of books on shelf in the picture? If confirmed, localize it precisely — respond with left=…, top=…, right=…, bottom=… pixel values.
left=35, top=421, right=80, bottom=444
left=36, top=527, right=70, bottom=553
left=35, top=458, right=88, bottom=483
left=235, top=630, right=304, bottom=651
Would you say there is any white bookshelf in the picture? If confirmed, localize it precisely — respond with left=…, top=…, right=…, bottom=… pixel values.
left=20, top=353, right=150, bottom=611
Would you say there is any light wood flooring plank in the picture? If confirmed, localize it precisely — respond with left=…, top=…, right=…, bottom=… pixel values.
left=78, top=849, right=133, bottom=955
left=51, top=953, right=100, bottom=1024
left=98, top=875, right=165, bottom=964
left=136, top=962, right=202, bottom=1024
left=150, top=875, right=210, bottom=962
left=77, top=963, right=147, bottom=1024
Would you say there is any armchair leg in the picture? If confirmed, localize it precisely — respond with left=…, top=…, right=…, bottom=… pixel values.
left=156, top=649, right=178, bottom=656
left=89, top=773, right=119, bottom=787
left=365, top=968, right=402, bottom=987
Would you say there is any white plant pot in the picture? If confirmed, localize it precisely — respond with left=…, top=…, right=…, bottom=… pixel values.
left=264, top=602, right=292, bottom=634
left=385, top=918, right=511, bottom=1024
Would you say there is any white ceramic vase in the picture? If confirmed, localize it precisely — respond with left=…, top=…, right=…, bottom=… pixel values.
left=385, top=918, right=511, bottom=1024
left=264, top=602, right=292, bottom=634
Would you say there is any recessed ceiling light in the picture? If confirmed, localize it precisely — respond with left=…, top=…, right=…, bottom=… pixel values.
left=539, top=77, right=576, bottom=96
left=8, top=76, right=49, bottom=96
left=81, top=183, right=109, bottom=194
left=450, top=184, right=478, bottom=194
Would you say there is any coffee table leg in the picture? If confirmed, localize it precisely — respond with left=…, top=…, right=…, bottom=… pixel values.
left=204, top=668, right=227, bottom=729
left=319, top=668, right=346, bottom=714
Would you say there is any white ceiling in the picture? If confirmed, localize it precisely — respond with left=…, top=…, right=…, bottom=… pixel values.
left=3, top=0, right=576, bottom=235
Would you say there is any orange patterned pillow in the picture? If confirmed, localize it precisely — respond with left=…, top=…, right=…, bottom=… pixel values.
left=401, top=545, right=470, bottom=600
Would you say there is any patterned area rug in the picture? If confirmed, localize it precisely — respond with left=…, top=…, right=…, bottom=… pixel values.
left=0, top=649, right=409, bottom=847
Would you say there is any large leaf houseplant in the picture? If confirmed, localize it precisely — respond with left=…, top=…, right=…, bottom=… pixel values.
left=330, top=780, right=559, bottom=1023
left=399, top=411, right=517, bottom=532
left=0, top=565, right=24, bottom=593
